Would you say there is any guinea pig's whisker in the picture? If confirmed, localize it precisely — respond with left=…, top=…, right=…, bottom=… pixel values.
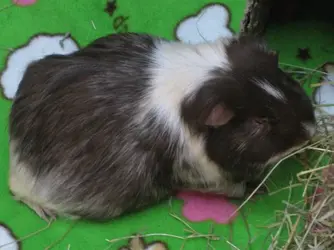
left=279, top=63, right=328, bottom=75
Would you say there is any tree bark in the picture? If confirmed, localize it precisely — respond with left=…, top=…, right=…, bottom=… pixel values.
left=240, top=0, right=274, bottom=36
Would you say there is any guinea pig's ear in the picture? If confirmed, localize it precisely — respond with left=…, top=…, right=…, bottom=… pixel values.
left=204, top=104, right=234, bottom=126
left=181, top=77, right=242, bottom=128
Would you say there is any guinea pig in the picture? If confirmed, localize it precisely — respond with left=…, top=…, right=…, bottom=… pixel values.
left=8, top=33, right=316, bottom=221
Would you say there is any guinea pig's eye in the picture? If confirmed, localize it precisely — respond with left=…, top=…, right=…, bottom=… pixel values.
left=254, top=117, right=268, bottom=125
left=254, top=117, right=279, bottom=126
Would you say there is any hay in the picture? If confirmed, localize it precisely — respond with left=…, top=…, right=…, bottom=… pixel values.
left=267, top=152, right=334, bottom=249
left=105, top=199, right=221, bottom=249
left=262, top=62, right=334, bottom=250
left=0, top=220, right=54, bottom=249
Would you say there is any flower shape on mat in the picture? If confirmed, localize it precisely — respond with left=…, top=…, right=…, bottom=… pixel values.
left=314, top=63, right=334, bottom=114
left=13, top=0, right=37, bottom=6
left=118, top=235, right=168, bottom=250
left=175, top=3, right=233, bottom=44
left=313, top=63, right=334, bottom=133
left=177, top=191, right=238, bottom=224
left=0, top=223, right=20, bottom=250
left=0, top=33, right=79, bottom=100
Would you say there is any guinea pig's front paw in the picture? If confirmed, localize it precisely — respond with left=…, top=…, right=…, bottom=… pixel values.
left=245, top=181, right=268, bottom=197
left=189, top=181, right=246, bottom=199
left=224, top=181, right=268, bottom=201
left=221, top=181, right=247, bottom=199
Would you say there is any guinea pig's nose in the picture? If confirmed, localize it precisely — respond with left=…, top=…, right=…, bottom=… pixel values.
left=302, top=122, right=316, bottom=138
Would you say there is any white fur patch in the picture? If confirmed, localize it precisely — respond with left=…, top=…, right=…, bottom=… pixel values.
left=147, top=40, right=230, bottom=133
left=0, top=225, right=19, bottom=250
left=254, top=79, right=286, bottom=101
left=0, top=34, right=79, bottom=99
left=175, top=4, right=233, bottom=44
left=9, top=140, right=39, bottom=203
left=136, top=40, right=231, bottom=185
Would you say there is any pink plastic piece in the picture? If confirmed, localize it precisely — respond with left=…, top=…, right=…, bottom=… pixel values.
left=13, top=0, right=37, bottom=6
left=177, top=191, right=238, bottom=224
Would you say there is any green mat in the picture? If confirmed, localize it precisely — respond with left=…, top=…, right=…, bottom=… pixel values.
left=0, top=1, right=333, bottom=249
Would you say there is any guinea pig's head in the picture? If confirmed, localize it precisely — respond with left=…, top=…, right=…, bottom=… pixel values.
left=181, top=35, right=316, bottom=182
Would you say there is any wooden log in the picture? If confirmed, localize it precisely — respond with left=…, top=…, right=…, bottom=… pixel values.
left=240, top=0, right=274, bottom=36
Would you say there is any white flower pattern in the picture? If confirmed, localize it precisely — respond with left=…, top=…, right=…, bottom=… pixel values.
left=175, top=4, right=233, bottom=44
left=0, top=34, right=79, bottom=100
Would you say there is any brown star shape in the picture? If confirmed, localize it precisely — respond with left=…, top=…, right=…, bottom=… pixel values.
left=296, top=48, right=311, bottom=62
left=104, top=0, right=117, bottom=16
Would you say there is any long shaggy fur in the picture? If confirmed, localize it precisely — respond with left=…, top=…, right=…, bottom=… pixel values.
left=9, top=33, right=315, bottom=220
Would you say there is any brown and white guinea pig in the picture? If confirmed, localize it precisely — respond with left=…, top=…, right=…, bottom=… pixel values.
left=8, top=33, right=316, bottom=221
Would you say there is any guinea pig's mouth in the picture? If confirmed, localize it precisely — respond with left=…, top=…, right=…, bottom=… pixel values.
left=266, top=140, right=309, bottom=166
